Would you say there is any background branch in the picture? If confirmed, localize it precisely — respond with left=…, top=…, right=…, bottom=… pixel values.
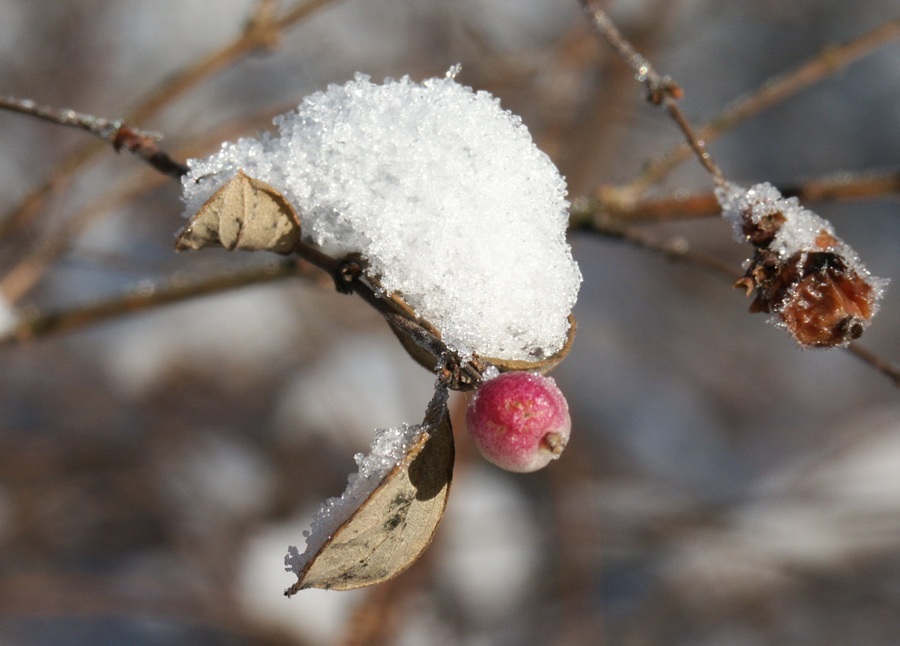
left=624, top=16, right=900, bottom=197
left=0, top=0, right=340, bottom=240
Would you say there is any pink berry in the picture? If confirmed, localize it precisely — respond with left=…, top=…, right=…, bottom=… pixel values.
left=466, top=371, right=571, bottom=473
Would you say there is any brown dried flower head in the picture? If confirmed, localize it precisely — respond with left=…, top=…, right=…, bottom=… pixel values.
left=719, top=183, right=887, bottom=347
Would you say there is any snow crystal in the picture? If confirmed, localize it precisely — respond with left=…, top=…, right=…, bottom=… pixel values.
left=716, top=181, right=888, bottom=288
left=284, top=423, right=424, bottom=576
left=182, top=70, right=581, bottom=361
left=718, top=182, right=843, bottom=259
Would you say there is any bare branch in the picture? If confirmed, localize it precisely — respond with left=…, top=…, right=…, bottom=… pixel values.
left=627, top=16, right=900, bottom=196
left=571, top=168, right=900, bottom=225
left=0, top=0, right=341, bottom=239
left=0, top=96, right=188, bottom=179
left=580, top=1, right=726, bottom=186
left=1, top=260, right=306, bottom=344
left=846, top=342, right=900, bottom=387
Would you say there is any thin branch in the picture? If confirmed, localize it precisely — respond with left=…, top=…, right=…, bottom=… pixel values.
left=580, top=1, right=726, bottom=187
left=626, top=16, right=900, bottom=197
left=124, top=0, right=338, bottom=124
left=570, top=167, right=900, bottom=225
left=1, top=260, right=306, bottom=344
left=779, top=168, right=900, bottom=202
left=0, top=96, right=188, bottom=178
left=0, top=104, right=295, bottom=306
left=0, top=0, right=340, bottom=239
left=846, top=342, right=900, bottom=387
left=0, top=173, right=171, bottom=304
left=569, top=213, right=737, bottom=280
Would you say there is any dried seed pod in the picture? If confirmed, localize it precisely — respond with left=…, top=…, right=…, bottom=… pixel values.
left=718, top=182, right=887, bottom=348
left=738, top=250, right=878, bottom=346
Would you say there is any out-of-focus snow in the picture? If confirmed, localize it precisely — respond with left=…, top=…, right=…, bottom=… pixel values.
left=0, top=295, right=18, bottom=338
left=435, top=465, right=541, bottom=623
left=97, top=284, right=303, bottom=395
left=665, top=407, right=900, bottom=605
left=273, top=334, right=436, bottom=450
left=239, top=517, right=365, bottom=643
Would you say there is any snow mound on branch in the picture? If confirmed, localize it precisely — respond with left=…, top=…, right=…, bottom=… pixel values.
left=182, top=69, right=580, bottom=361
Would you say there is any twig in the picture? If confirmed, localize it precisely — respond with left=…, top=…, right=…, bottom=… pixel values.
left=125, top=0, right=338, bottom=124
left=0, top=172, right=170, bottom=304
left=779, top=168, right=900, bottom=202
left=845, top=343, right=900, bottom=387
left=0, top=104, right=294, bottom=306
left=0, top=96, right=188, bottom=179
left=569, top=213, right=737, bottom=280
left=626, top=16, right=900, bottom=197
left=570, top=168, right=900, bottom=225
left=0, top=0, right=340, bottom=239
left=2, top=261, right=305, bottom=344
left=580, top=1, right=726, bottom=187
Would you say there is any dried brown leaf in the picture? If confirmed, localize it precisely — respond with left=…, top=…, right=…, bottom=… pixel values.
left=285, top=386, right=454, bottom=593
left=175, top=170, right=301, bottom=253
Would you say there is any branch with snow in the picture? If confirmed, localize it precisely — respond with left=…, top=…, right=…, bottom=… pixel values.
left=178, top=69, right=584, bottom=591
left=581, top=3, right=888, bottom=349
left=181, top=68, right=581, bottom=364
left=718, top=182, right=887, bottom=347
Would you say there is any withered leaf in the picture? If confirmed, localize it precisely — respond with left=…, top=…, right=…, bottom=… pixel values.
left=175, top=170, right=301, bottom=253
left=484, top=313, right=577, bottom=374
left=387, top=307, right=577, bottom=378
left=285, top=385, right=454, bottom=594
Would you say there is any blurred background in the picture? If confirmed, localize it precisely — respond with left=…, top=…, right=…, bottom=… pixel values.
left=0, top=1, right=899, bottom=644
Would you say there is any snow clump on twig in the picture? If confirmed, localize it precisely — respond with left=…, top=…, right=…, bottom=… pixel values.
left=182, top=68, right=581, bottom=362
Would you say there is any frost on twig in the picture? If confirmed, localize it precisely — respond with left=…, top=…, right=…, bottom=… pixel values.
left=717, top=182, right=887, bottom=347
left=581, top=5, right=889, bottom=350
left=181, top=69, right=581, bottom=364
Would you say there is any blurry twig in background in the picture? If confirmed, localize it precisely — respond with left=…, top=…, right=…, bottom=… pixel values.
left=0, top=173, right=171, bottom=304
left=846, top=343, right=900, bottom=386
left=569, top=210, right=736, bottom=279
left=0, top=0, right=340, bottom=240
left=625, top=16, right=900, bottom=198
left=570, top=168, right=900, bottom=225
left=1, top=260, right=308, bottom=344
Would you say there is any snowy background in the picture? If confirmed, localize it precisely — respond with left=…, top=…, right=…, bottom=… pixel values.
left=0, top=1, right=899, bottom=644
